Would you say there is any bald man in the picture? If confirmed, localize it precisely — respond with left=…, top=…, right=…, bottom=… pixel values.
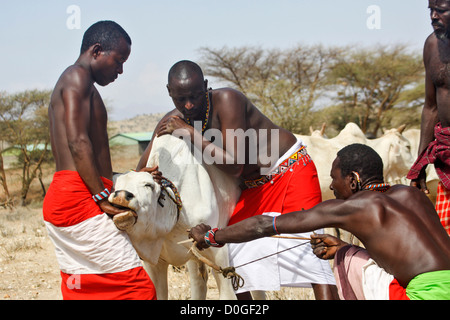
left=138, top=60, right=337, bottom=300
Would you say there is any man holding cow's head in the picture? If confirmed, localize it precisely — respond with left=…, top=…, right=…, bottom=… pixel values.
left=407, top=0, right=450, bottom=235
left=189, top=144, right=450, bottom=300
left=137, top=60, right=338, bottom=300
left=43, top=21, right=157, bottom=300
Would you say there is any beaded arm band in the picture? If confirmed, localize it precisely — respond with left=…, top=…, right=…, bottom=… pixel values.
left=272, top=216, right=280, bottom=234
left=204, top=228, right=224, bottom=248
left=92, top=188, right=111, bottom=203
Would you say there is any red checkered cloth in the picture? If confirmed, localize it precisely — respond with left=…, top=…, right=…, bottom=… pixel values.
left=435, top=181, right=450, bottom=236
left=407, top=123, right=450, bottom=189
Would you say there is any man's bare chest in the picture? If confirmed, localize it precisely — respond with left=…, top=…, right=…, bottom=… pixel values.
left=430, top=60, right=450, bottom=88
left=430, top=44, right=450, bottom=88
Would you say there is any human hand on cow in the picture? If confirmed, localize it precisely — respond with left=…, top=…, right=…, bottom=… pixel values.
left=310, top=233, right=348, bottom=260
left=188, top=223, right=213, bottom=250
left=139, top=165, right=163, bottom=184
left=156, top=116, right=192, bottom=137
left=98, top=198, right=137, bottom=217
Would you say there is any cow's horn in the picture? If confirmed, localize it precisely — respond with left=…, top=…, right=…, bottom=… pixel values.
left=397, top=124, right=406, bottom=134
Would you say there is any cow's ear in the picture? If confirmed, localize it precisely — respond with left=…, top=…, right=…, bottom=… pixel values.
left=148, top=152, right=159, bottom=168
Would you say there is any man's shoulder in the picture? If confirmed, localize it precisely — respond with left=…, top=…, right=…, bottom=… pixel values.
left=213, top=87, right=244, bottom=98
left=383, top=184, right=428, bottom=203
left=425, top=32, right=437, bottom=44
left=57, top=64, right=93, bottom=93
left=424, top=33, right=438, bottom=59
left=154, top=109, right=182, bottom=127
left=212, top=88, right=248, bottom=111
left=163, top=109, right=182, bottom=118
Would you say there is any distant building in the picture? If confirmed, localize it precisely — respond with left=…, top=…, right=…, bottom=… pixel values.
left=109, top=132, right=153, bottom=155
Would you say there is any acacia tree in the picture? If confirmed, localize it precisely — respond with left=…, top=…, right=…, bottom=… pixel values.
left=0, top=134, right=11, bottom=207
left=199, top=45, right=343, bottom=133
left=329, top=44, right=424, bottom=136
left=199, top=44, right=424, bottom=136
left=0, top=90, right=52, bottom=206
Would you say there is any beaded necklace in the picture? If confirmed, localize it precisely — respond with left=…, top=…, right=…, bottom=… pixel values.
left=186, top=91, right=210, bottom=134
left=363, top=183, right=391, bottom=192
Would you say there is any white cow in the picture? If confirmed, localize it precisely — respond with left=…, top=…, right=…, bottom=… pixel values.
left=109, top=134, right=241, bottom=300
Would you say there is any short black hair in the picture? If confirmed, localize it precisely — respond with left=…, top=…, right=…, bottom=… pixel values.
left=337, top=143, right=384, bottom=182
left=168, top=60, right=204, bottom=84
left=80, top=20, right=131, bottom=54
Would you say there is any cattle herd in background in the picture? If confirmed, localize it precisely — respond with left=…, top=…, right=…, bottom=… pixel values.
left=298, top=122, right=438, bottom=203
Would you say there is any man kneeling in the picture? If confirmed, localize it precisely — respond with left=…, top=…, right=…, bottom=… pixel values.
left=189, top=144, right=450, bottom=300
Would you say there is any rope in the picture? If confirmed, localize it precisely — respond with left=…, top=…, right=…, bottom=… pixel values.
left=271, top=235, right=311, bottom=241
left=189, top=242, right=245, bottom=290
left=158, top=177, right=183, bottom=220
left=187, top=237, right=312, bottom=290
left=233, top=240, right=311, bottom=269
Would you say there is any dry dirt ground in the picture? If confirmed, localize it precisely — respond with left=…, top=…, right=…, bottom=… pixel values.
left=0, top=206, right=315, bottom=300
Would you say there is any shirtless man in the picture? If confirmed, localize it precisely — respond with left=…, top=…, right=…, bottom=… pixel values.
left=190, top=144, right=450, bottom=300
left=407, top=0, right=450, bottom=235
left=43, top=21, right=157, bottom=300
left=138, top=60, right=337, bottom=299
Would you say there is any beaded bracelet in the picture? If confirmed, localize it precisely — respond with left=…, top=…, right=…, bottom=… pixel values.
left=272, top=216, right=280, bottom=234
left=204, top=228, right=224, bottom=248
left=92, top=188, right=111, bottom=203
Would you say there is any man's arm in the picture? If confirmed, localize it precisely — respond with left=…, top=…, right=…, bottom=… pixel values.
left=136, top=111, right=176, bottom=171
left=189, top=198, right=354, bottom=249
left=411, top=36, right=439, bottom=192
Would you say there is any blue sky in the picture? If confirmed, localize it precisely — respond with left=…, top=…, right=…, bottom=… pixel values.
left=0, top=1, right=432, bottom=120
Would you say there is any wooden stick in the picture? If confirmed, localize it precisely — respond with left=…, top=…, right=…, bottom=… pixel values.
left=179, top=235, right=312, bottom=244
left=177, top=239, right=194, bottom=244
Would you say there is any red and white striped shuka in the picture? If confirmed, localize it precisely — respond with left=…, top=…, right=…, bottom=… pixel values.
left=435, top=181, right=450, bottom=236
left=43, top=170, right=157, bottom=300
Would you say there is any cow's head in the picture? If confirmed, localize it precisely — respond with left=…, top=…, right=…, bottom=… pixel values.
left=377, top=125, right=414, bottom=184
left=109, top=171, right=180, bottom=238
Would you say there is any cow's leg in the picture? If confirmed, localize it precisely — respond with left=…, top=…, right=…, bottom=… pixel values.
left=210, top=271, right=238, bottom=300
left=186, top=259, right=208, bottom=300
left=206, top=247, right=237, bottom=300
left=250, top=291, right=266, bottom=299
left=143, top=259, right=169, bottom=300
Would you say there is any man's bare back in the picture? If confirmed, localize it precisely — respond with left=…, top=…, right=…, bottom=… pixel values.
left=208, top=88, right=297, bottom=179
left=327, top=185, right=450, bottom=286
left=148, top=87, right=298, bottom=180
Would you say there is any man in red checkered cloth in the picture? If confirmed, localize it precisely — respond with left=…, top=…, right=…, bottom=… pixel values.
left=407, top=123, right=450, bottom=235
left=407, top=1, right=450, bottom=236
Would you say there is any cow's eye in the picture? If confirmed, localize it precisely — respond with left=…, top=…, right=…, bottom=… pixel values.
left=145, top=183, right=155, bottom=190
